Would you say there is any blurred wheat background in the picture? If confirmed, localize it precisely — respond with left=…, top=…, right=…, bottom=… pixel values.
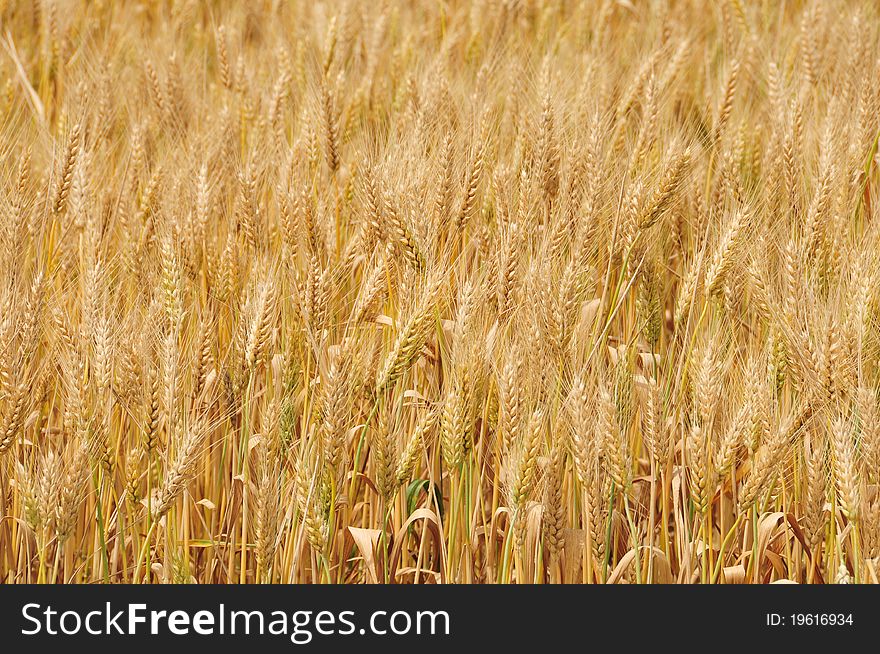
left=0, top=0, right=879, bottom=584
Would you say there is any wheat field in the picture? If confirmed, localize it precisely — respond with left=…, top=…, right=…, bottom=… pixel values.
left=0, top=0, right=878, bottom=584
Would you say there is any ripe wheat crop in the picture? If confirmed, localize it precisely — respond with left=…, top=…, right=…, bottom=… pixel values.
left=1, top=0, right=879, bottom=584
